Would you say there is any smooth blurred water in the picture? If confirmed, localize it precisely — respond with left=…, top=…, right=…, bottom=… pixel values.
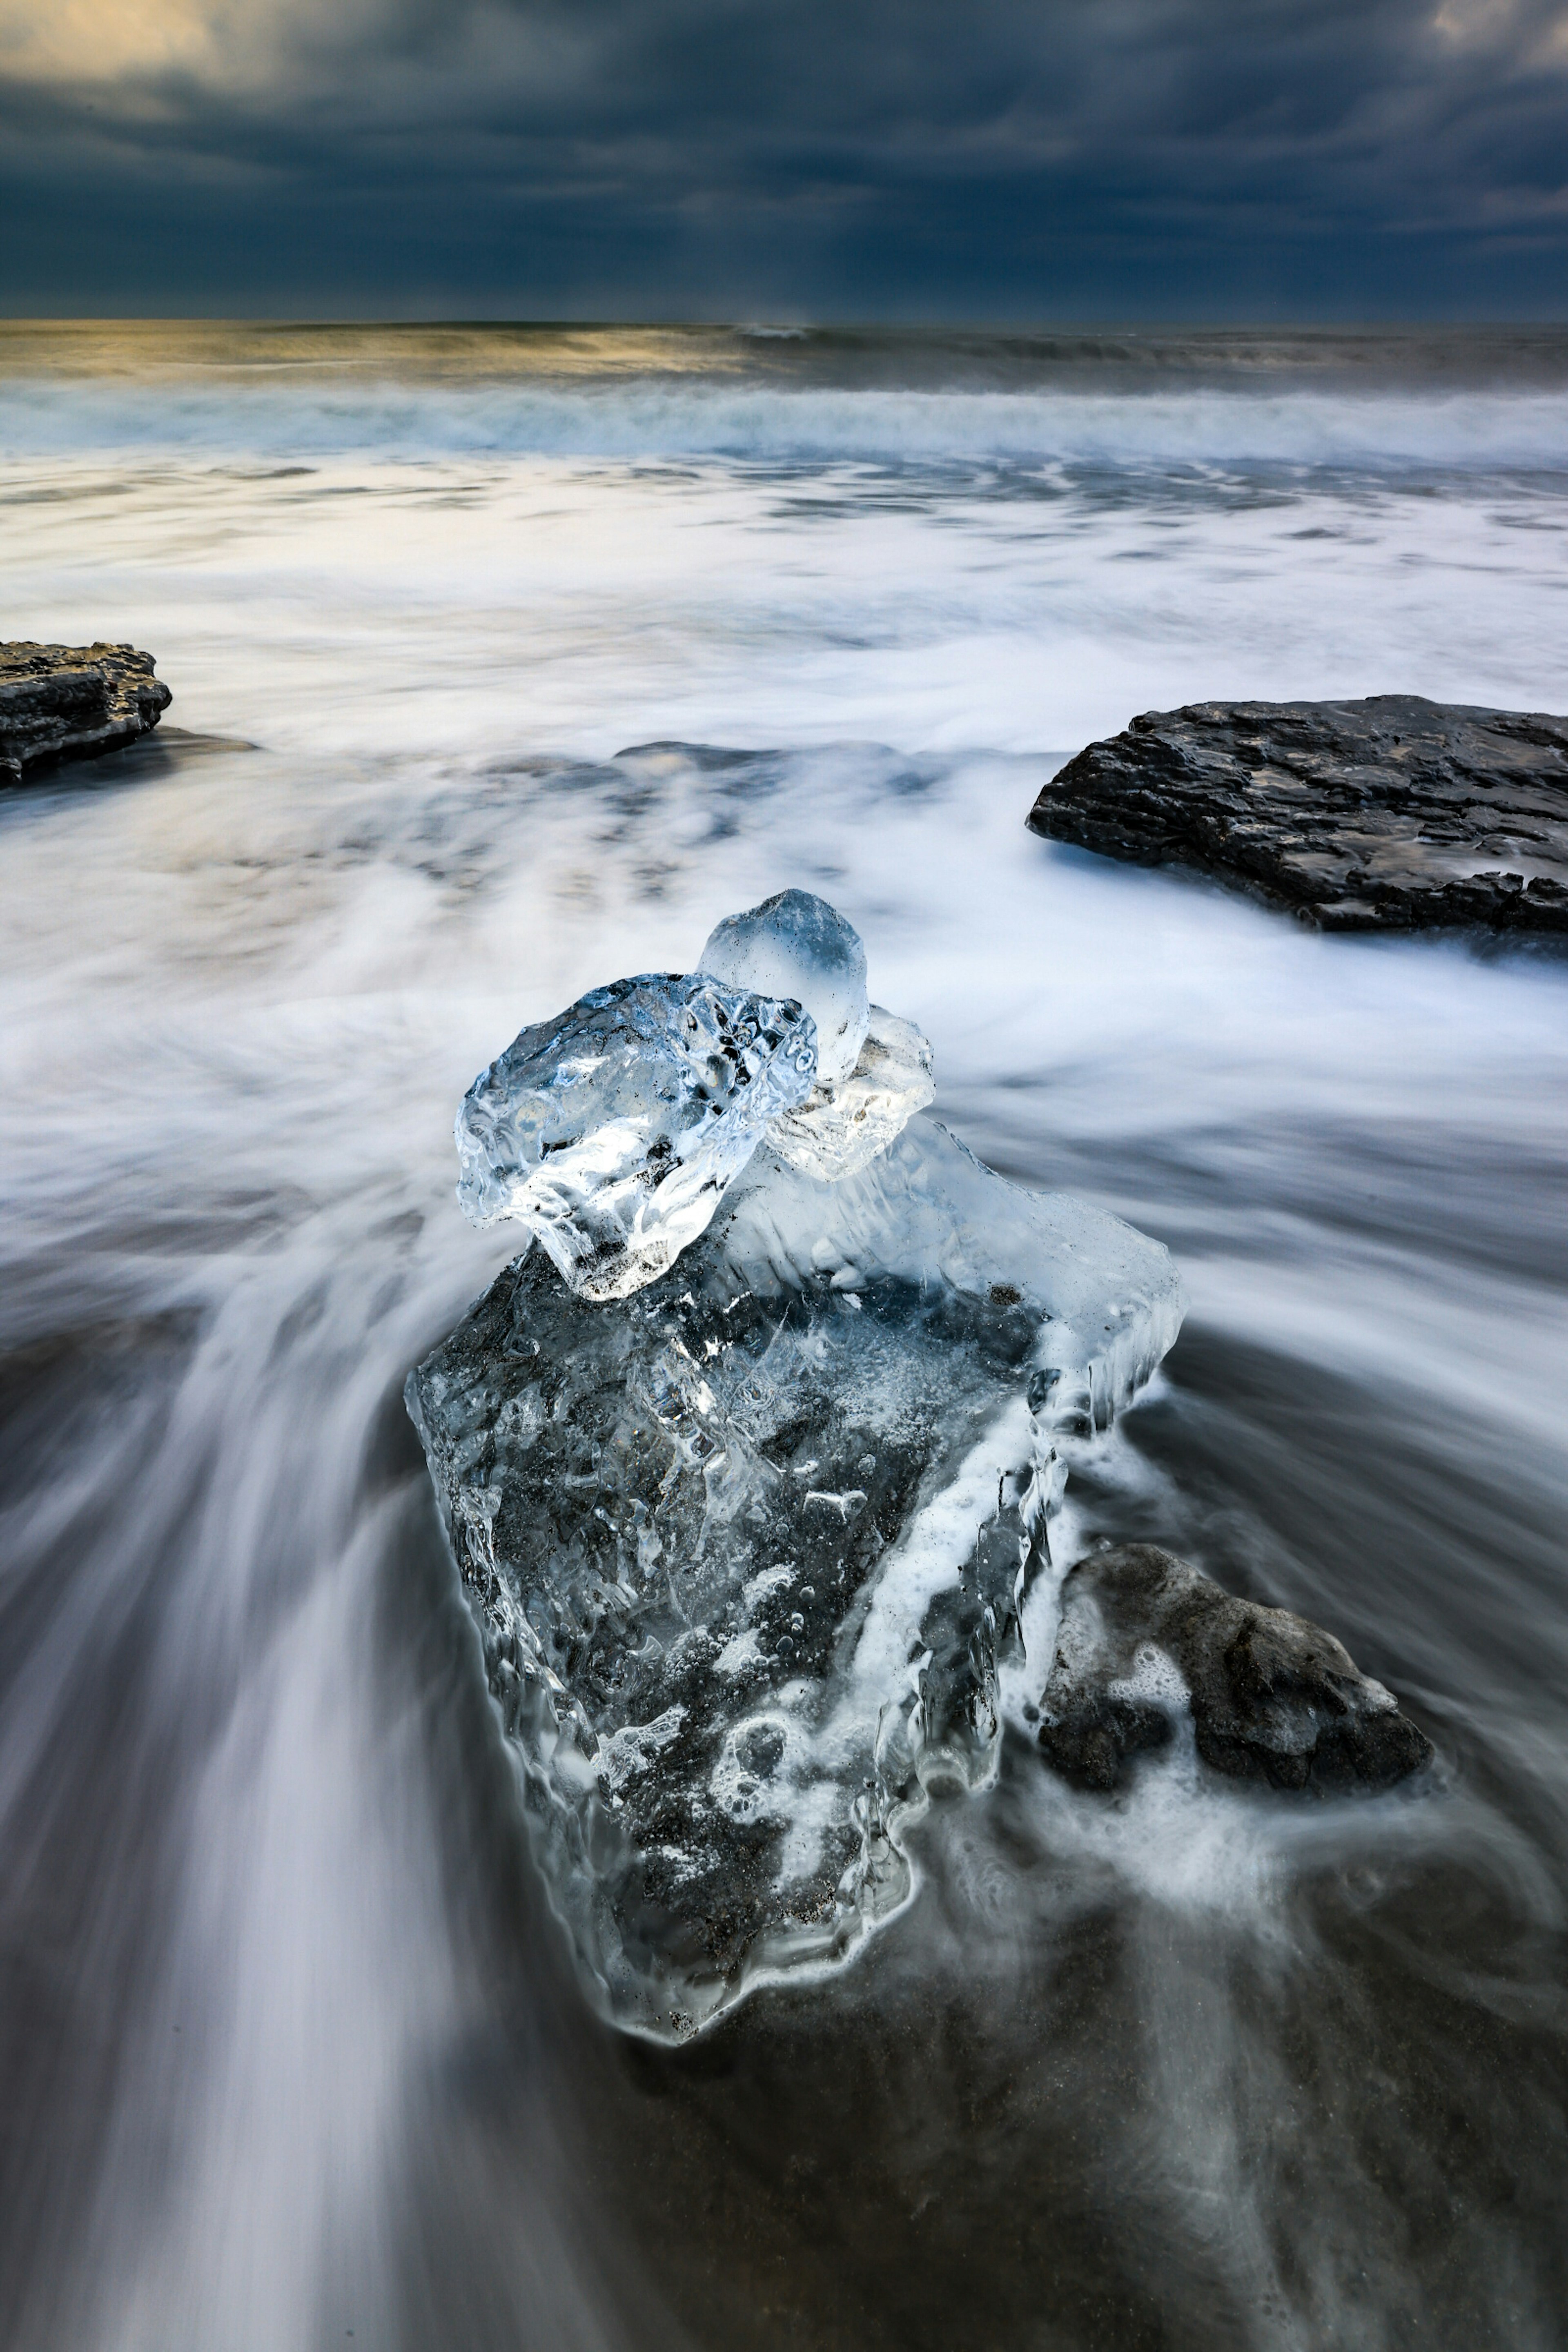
left=1, top=325, right=1565, bottom=2351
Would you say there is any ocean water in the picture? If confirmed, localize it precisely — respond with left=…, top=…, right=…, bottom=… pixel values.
left=1, top=323, right=1566, bottom=2351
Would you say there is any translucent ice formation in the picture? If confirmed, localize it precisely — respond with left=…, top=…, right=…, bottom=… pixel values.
left=768, top=1003, right=935, bottom=1182
left=416, top=891, right=1185, bottom=2036
left=409, top=1115, right=1183, bottom=2039
left=453, top=974, right=817, bottom=1301
left=699, top=890, right=869, bottom=1085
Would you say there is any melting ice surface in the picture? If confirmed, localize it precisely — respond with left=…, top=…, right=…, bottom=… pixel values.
left=454, top=973, right=817, bottom=1300
left=698, top=888, right=869, bottom=1086
left=697, top=886, right=937, bottom=1178
left=768, top=1004, right=935, bottom=1182
left=412, top=895, right=1183, bottom=2037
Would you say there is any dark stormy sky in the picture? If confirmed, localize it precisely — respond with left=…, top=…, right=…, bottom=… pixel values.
left=3, top=0, right=1568, bottom=319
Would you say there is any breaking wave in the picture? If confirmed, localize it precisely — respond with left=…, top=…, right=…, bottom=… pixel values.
left=2, top=374, right=1567, bottom=473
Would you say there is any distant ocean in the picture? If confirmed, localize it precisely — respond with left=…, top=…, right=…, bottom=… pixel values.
left=2, top=323, right=1566, bottom=2351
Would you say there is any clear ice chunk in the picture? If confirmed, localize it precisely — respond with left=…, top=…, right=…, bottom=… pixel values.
left=453, top=974, right=818, bottom=1301
left=713, top=1118, right=1183, bottom=1421
left=699, top=889, right=869, bottom=1085
left=768, top=1003, right=935, bottom=1182
left=408, top=1115, right=1184, bottom=2040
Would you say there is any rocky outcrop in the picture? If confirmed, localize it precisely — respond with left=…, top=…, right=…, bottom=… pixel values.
left=0, top=642, right=172, bottom=785
left=1037, top=1544, right=1432, bottom=1793
left=1026, top=695, right=1568, bottom=934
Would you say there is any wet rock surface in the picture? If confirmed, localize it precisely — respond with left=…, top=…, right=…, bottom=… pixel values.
left=1026, top=695, right=1568, bottom=934
left=0, top=641, right=173, bottom=784
left=1038, top=1544, right=1433, bottom=1793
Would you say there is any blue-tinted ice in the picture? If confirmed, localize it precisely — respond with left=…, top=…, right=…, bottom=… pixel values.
left=412, top=894, right=1184, bottom=2037
left=454, top=972, right=817, bottom=1301
left=699, top=888, right=869, bottom=1085
left=768, top=1002, right=934, bottom=1181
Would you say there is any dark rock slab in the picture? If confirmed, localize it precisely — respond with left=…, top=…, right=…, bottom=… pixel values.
left=0, top=641, right=172, bottom=785
left=1038, top=1544, right=1432, bottom=1793
left=1026, top=695, right=1568, bottom=934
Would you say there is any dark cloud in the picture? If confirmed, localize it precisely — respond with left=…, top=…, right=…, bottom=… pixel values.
left=2, top=0, right=1567, bottom=316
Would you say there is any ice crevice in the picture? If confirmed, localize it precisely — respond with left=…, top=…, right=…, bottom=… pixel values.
left=410, top=887, right=1185, bottom=2038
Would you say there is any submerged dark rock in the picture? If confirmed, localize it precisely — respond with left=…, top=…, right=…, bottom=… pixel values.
left=0, top=641, right=173, bottom=784
left=1038, top=1544, right=1432, bottom=1793
left=1026, top=695, right=1568, bottom=934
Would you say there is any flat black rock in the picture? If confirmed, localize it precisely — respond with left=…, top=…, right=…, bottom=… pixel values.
left=0, top=641, right=173, bottom=785
left=1026, top=695, right=1568, bottom=934
left=1038, top=1544, right=1432, bottom=1794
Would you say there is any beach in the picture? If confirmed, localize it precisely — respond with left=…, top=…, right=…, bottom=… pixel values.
left=2, top=321, right=1566, bottom=2349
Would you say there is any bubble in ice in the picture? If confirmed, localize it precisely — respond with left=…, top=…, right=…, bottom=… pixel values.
left=453, top=973, right=817, bottom=1301
left=699, top=889, right=869, bottom=1085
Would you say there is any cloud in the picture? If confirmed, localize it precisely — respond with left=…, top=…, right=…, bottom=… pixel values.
left=2, top=0, right=1567, bottom=314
